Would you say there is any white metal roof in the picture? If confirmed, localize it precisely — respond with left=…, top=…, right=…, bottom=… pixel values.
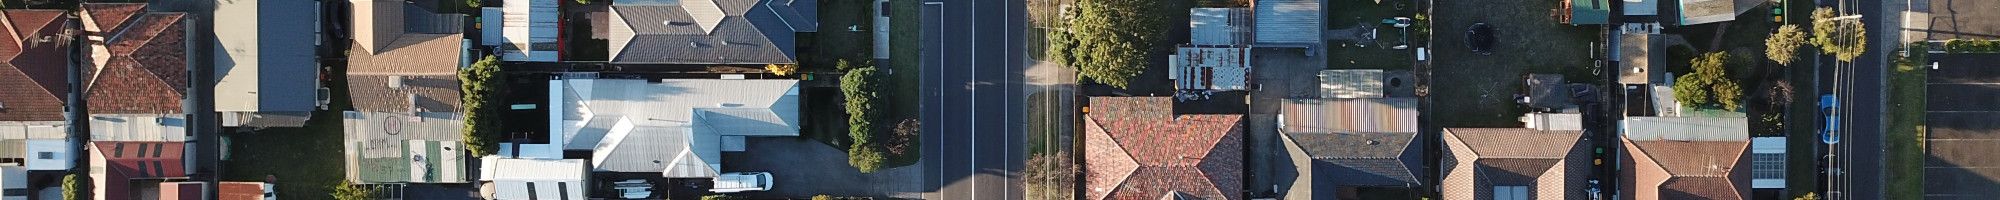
left=1189, top=8, right=1247, bottom=46
left=1620, top=117, right=1749, bottom=141
left=549, top=77, right=797, bottom=177
left=1170, top=47, right=1251, bottom=91
left=483, top=158, right=588, bottom=200
left=1522, top=112, right=1584, bottom=131
left=88, top=115, right=188, bottom=142
left=494, top=0, right=560, bottom=61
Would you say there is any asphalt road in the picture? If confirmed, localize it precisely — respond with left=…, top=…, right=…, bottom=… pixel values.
left=1825, top=0, right=1887, bottom=198
left=921, top=0, right=1029, bottom=199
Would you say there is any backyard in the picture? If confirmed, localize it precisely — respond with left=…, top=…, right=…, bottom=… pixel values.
left=1428, top=0, right=1599, bottom=127
left=1325, top=0, right=1418, bottom=70
left=221, top=64, right=352, bottom=200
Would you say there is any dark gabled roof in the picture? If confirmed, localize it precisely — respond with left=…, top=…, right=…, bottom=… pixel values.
left=607, top=0, right=799, bottom=64
left=1287, top=132, right=1422, bottom=187
left=84, top=8, right=189, bottom=114
left=1083, top=97, right=1244, bottom=200
left=765, top=0, right=817, bottom=32
left=0, top=9, right=73, bottom=121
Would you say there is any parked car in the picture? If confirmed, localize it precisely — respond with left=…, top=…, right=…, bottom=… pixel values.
left=1820, top=94, right=1840, bottom=144
left=709, top=172, right=774, bottom=193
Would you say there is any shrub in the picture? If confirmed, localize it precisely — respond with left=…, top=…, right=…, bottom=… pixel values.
left=1946, top=39, right=2000, bottom=53
left=885, top=118, right=921, bottom=156
left=848, top=144, right=888, bottom=173
left=841, top=67, right=883, bottom=145
left=62, top=174, right=86, bottom=200
left=332, top=180, right=372, bottom=200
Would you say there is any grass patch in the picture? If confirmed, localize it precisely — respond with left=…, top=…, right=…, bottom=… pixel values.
left=1884, top=47, right=1927, bottom=200
left=1429, top=0, right=1599, bottom=127
left=1783, top=52, right=1820, bottom=197
left=222, top=64, right=352, bottom=200
left=1324, top=0, right=1416, bottom=70
left=881, top=0, right=923, bottom=169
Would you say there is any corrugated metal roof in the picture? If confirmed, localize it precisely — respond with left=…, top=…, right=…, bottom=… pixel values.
left=213, top=0, right=321, bottom=115
left=1253, top=0, right=1320, bottom=45
left=495, top=0, right=561, bottom=61
left=1621, top=117, right=1749, bottom=141
left=488, top=158, right=589, bottom=200
left=1320, top=70, right=1384, bottom=98
left=88, top=115, right=189, bottom=142
left=1170, top=47, right=1250, bottom=90
left=1280, top=98, right=1418, bottom=133
left=1189, top=8, right=1247, bottom=46
left=342, top=111, right=467, bottom=183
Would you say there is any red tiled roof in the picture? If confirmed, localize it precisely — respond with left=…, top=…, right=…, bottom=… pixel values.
left=217, top=182, right=269, bottom=200
left=0, top=9, right=73, bottom=121
left=81, top=3, right=144, bottom=33
left=158, top=182, right=205, bottom=200
left=1620, top=139, right=1751, bottom=200
left=83, top=7, right=187, bottom=114
left=1083, top=97, right=1244, bottom=200
left=1440, top=128, right=1589, bottom=200
left=92, top=141, right=187, bottom=200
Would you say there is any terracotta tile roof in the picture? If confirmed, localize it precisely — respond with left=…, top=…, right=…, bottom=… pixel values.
left=347, top=34, right=462, bottom=74
left=1083, top=97, right=1243, bottom=200
left=346, top=33, right=462, bottom=113
left=83, top=7, right=187, bottom=114
left=1440, top=128, right=1588, bottom=200
left=217, top=182, right=268, bottom=200
left=91, top=141, right=187, bottom=200
left=0, top=9, right=72, bottom=121
left=81, top=3, right=144, bottom=33
left=1621, top=139, right=1751, bottom=200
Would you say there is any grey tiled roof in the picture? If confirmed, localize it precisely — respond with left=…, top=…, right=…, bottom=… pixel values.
left=1286, top=132, right=1422, bottom=187
left=608, top=0, right=800, bottom=64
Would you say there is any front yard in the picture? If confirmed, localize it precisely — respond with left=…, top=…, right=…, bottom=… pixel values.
left=798, top=0, right=921, bottom=168
left=1428, top=0, right=1599, bottom=127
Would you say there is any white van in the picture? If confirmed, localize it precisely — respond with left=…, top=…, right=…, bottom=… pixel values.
left=709, top=172, right=774, bottom=193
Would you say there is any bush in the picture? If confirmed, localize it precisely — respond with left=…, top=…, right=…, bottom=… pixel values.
left=885, top=118, right=921, bottom=156
left=332, top=180, right=371, bottom=200
left=700, top=195, right=741, bottom=200
left=62, top=174, right=86, bottom=200
left=460, top=55, right=505, bottom=157
left=841, top=67, right=883, bottom=145
left=848, top=144, right=889, bottom=173
left=1945, top=39, right=2000, bottom=53
left=767, top=64, right=799, bottom=76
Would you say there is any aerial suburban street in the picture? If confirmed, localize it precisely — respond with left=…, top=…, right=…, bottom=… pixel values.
left=921, top=0, right=1030, bottom=199
left=1829, top=0, right=1891, bottom=198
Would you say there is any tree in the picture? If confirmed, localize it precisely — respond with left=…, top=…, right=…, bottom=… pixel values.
left=766, top=64, right=799, bottom=76
left=332, top=180, right=372, bottom=200
left=848, top=144, right=888, bottom=173
left=1794, top=192, right=1819, bottom=200
left=1811, top=7, right=1867, bottom=62
left=836, top=59, right=869, bottom=72
left=1674, top=52, right=1744, bottom=110
left=62, top=174, right=86, bottom=200
left=1024, top=151, right=1077, bottom=200
left=1766, top=24, right=1809, bottom=65
left=1067, top=0, right=1170, bottom=88
left=841, top=67, right=882, bottom=144
left=460, top=56, right=505, bottom=157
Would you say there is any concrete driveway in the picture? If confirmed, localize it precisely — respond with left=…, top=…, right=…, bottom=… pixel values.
left=721, top=137, right=923, bottom=199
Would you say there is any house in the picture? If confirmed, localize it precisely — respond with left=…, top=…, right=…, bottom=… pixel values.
left=158, top=181, right=273, bottom=200
left=0, top=9, right=74, bottom=123
left=1750, top=137, right=1785, bottom=189
left=543, top=76, right=799, bottom=178
left=482, top=0, right=561, bottom=61
left=213, top=0, right=325, bottom=128
left=1276, top=70, right=1422, bottom=199
left=1082, top=96, right=1243, bottom=200
left=78, top=3, right=194, bottom=142
left=605, top=0, right=817, bottom=64
left=1439, top=128, right=1589, bottom=200
left=1253, top=0, right=1320, bottom=48
left=479, top=157, right=589, bottom=200
left=2, top=166, right=22, bottom=200
left=88, top=141, right=189, bottom=200
left=1619, top=117, right=1752, bottom=200
left=344, top=0, right=471, bottom=185
left=1675, top=0, right=1765, bottom=25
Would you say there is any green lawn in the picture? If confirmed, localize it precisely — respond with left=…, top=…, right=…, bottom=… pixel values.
left=1324, top=0, right=1416, bottom=70
left=884, top=0, right=923, bottom=167
left=1428, top=0, right=1599, bottom=127
left=1884, top=47, right=1927, bottom=200
left=1783, top=52, right=1819, bottom=197
left=222, top=64, right=352, bottom=200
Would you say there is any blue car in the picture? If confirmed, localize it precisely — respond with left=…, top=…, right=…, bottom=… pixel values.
left=1821, top=94, right=1840, bottom=144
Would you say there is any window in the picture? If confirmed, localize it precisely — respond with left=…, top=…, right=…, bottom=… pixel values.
left=153, top=161, right=165, bottom=176
left=558, top=182, right=570, bottom=200
left=136, top=162, right=149, bottom=177
left=153, top=143, right=163, bottom=158
left=136, top=143, right=149, bottom=158
left=38, top=152, right=54, bottom=159
left=526, top=182, right=539, bottom=200
left=113, top=143, right=125, bottom=158
left=1494, top=186, right=1530, bottom=200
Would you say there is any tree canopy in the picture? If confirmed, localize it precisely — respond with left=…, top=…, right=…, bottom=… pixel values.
left=1811, top=7, right=1867, bottom=62
left=840, top=67, right=890, bottom=172
left=1674, top=52, right=1744, bottom=110
left=1766, top=24, right=1809, bottom=66
left=1064, top=0, right=1170, bottom=88
left=460, top=55, right=505, bottom=157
